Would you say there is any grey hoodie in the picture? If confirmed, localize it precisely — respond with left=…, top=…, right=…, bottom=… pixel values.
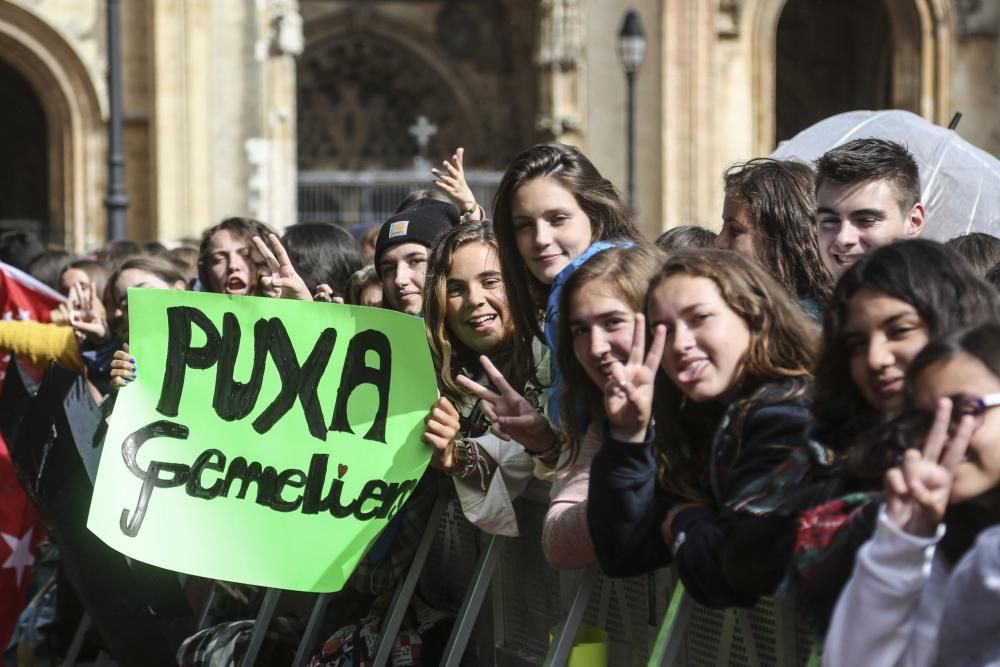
left=936, top=525, right=1000, bottom=667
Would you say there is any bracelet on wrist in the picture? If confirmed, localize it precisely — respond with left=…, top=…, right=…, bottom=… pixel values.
left=459, top=203, right=481, bottom=224
left=525, top=430, right=563, bottom=466
left=445, top=438, right=489, bottom=490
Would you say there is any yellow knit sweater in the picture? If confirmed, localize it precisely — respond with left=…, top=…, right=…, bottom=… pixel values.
left=0, top=320, right=85, bottom=371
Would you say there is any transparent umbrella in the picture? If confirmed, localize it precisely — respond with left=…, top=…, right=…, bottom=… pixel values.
left=771, top=109, right=1000, bottom=242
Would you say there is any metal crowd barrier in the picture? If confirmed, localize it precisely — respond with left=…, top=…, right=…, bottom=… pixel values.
left=226, top=479, right=821, bottom=666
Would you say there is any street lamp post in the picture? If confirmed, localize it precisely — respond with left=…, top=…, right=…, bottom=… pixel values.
left=618, top=9, right=646, bottom=216
left=105, top=0, right=129, bottom=241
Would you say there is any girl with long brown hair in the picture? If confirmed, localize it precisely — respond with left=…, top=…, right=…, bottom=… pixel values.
left=419, top=221, right=548, bottom=536
left=717, top=158, right=833, bottom=317
left=460, top=243, right=664, bottom=567
left=587, top=249, right=819, bottom=607
left=491, top=143, right=641, bottom=427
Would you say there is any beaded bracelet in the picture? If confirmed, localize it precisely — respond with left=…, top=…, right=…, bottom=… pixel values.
left=446, top=438, right=489, bottom=491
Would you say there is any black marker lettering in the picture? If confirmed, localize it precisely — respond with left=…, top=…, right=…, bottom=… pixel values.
left=214, top=314, right=271, bottom=421
left=271, top=469, right=307, bottom=512
left=253, top=320, right=336, bottom=441
left=221, top=457, right=278, bottom=505
left=120, top=420, right=191, bottom=537
left=301, top=454, right=329, bottom=514
left=354, top=479, right=390, bottom=520
left=329, top=329, right=392, bottom=443
left=186, top=448, right=226, bottom=500
left=157, top=307, right=222, bottom=417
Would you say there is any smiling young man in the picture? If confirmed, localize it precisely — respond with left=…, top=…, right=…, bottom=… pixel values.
left=374, top=199, right=459, bottom=316
left=815, top=138, right=925, bottom=279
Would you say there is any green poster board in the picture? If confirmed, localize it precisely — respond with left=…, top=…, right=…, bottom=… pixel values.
left=87, top=288, right=436, bottom=592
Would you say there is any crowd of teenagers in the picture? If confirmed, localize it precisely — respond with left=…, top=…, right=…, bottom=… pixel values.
left=4, top=138, right=1000, bottom=666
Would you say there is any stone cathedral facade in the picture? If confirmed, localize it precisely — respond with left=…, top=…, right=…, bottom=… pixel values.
left=1, top=0, right=998, bottom=248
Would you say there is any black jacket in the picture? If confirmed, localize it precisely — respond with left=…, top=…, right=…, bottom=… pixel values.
left=586, top=383, right=812, bottom=608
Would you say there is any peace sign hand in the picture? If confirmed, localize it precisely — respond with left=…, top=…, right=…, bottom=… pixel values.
left=252, top=233, right=312, bottom=301
left=68, top=281, right=110, bottom=344
left=604, top=314, right=666, bottom=443
left=456, top=355, right=556, bottom=455
left=885, top=397, right=974, bottom=536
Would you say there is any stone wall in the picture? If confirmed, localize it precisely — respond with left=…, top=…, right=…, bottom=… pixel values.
left=10, top=0, right=1000, bottom=247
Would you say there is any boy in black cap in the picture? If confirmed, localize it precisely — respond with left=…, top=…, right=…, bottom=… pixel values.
left=374, top=199, right=459, bottom=316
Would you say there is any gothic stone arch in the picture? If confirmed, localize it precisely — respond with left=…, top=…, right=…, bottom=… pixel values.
left=0, top=1, right=105, bottom=250
left=742, top=0, right=954, bottom=152
left=298, top=10, right=486, bottom=171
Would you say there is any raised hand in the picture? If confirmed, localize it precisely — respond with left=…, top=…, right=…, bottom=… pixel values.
left=604, top=314, right=666, bottom=443
left=252, top=233, right=312, bottom=301
left=313, top=283, right=344, bottom=304
left=68, top=281, right=110, bottom=344
left=109, top=344, right=137, bottom=389
left=885, top=397, right=974, bottom=536
left=50, top=301, right=72, bottom=326
left=432, top=147, right=481, bottom=220
left=423, top=396, right=462, bottom=471
left=456, top=355, right=556, bottom=455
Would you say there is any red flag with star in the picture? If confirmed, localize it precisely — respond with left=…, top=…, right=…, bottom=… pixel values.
left=0, top=261, right=61, bottom=646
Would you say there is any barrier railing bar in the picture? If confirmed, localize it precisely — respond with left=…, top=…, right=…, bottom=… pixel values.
left=440, top=533, right=508, bottom=667
left=717, top=608, right=742, bottom=665
left=240, top=588, right=281, bottom=667
left=734, top=608, right=762, bottom=667
left=542, top=563, right=599, bottom=667
left=774, top=597, right=799, bottom=667
left=61, top=614, right=91, bottom=667
left=646, top=572, right=658, bottom=625
left=372, top=495, right=449, bottom=667
left=648, top=581, right=692, bottom=667
left=196, top=585, right=218, bottom=631
left=292, top=593, right=330, bottom=667
left=805, top=642, right=823, bottom=667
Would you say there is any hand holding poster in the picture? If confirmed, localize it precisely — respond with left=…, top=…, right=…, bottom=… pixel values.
left=87, top=289, right=436, bottom=592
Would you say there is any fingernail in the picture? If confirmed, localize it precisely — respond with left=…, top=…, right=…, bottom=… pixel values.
left=130, top=373, right=136, bottom=379
left=129, top=357, right=135, bottom=363
left=124, top=377, right=132, bottom=384
left=131, top=365, right=137, bottom=372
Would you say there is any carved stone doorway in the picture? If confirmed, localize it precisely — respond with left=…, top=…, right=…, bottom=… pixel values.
left=775, top=0, right=894, bottom=142
left=0, top=58, right=48, bottom=236
left=747, top=0, right=952, bottom=154
left=0, top=1, right=105, bottom=250
left=297, top=24, right=485, bottom=172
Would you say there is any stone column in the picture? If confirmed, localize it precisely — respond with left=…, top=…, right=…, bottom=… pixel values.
left=246, top=0, right=301, bottom=229
left=660, top=0, right=719, bottom=230
left=149, top=0, right=212, bottom=241
left=535, top=0, right=584, bottom=145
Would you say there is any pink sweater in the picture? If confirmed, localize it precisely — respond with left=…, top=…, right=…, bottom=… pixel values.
left=542, top=423, right=601, bottom=569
